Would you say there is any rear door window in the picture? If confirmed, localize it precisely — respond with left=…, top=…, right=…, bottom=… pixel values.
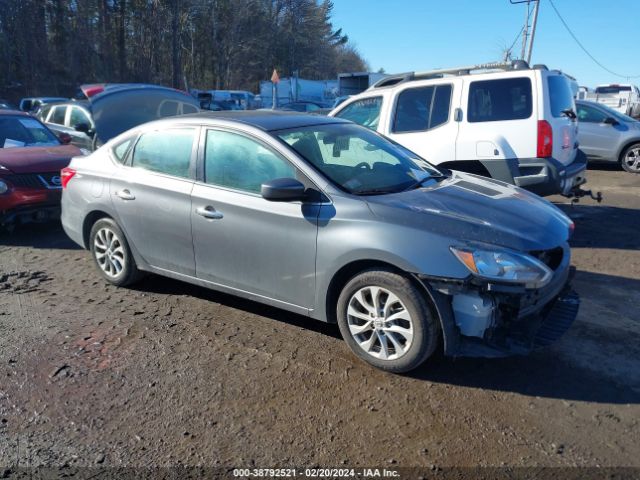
left=393, top=84, right=452, bottom=133
left=132, top=128, right=195, bottom=179
left=334, top=97, right=383, bottom=130
left=467, top=77, right=532, bottom=122
left=548, top=76, right=575, bottom=118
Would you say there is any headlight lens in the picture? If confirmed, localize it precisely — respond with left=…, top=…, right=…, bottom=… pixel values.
left=0, top=180, right=8, bottom=194
left=451, top=246, right=552, bottom=288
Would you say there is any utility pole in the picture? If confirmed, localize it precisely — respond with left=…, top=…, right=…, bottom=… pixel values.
left=526, top=0, right=540, bottom=64
left=510, top=0, right=540, bottom=63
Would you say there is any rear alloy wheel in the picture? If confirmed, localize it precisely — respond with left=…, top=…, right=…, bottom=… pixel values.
left=89, top=218, right=141, bottom=286
left=336, top=269, right=439, bottom=373
left=621, top=143, right=640, bottom=173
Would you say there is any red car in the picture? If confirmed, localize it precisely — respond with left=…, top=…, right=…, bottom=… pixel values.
left=0, top=110, right=82, bottom=230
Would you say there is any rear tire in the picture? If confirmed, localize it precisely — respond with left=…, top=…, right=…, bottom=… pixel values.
left=336, top=269, right=439, bottom=373
left=89, top=218, right=142, bottom=286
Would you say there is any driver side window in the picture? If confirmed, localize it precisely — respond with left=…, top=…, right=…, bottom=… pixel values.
left=205, top=130, right=295, bottom=194
left=69, top=107, right=92, bottom=129
left=577, top=105, right=607, bottom=123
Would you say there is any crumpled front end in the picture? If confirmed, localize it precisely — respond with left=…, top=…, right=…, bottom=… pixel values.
left=418, top=244, right=580, bottom=358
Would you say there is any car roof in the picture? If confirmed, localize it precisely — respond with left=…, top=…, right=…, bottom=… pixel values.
left=179, top=110, right=350, bottom=131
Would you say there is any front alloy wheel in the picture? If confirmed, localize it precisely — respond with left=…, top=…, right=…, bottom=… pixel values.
left=337, top=269, right=439, bottom=373
left=347, top=286, right=414, bottom=360
left=622, top=144, right=640, bottom=173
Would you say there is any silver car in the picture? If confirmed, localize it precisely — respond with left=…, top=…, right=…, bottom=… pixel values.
left=61, top=112, right=579, bottom=373
left=577, top=100, right=640, bottom=173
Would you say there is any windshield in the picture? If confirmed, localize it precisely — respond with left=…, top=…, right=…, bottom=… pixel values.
left=0, top=116, right=60, bottom=148
left=595, top=86, right=632, bottom=94
left=278, top=123, right=442, bottom=195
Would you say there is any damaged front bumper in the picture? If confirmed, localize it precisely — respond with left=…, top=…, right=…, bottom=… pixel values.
left=418, top=261, right=580, bottom=358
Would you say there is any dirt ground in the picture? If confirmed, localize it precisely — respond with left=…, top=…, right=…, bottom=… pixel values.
left=0, top=165, right=639, bottom=475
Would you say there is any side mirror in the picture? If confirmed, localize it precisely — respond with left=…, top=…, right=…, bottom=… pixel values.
left=74, top=123, right=91, bottom=133
left=261, top=178, right=306, bottom=202
left=58, top=132, right=72, bottom=145
left=603, top=117, right=619, bottom=126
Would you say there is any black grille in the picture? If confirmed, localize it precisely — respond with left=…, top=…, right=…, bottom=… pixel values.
left=530, top=246, right=564, bottom=271
left=5, top=173, right=54, bottom=189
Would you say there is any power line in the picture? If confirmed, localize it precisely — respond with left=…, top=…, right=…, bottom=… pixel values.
left=547, top=0, right=640, bottom=80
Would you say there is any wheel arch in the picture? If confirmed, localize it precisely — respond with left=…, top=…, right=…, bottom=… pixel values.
left=617, top=138, right=640, bottom=163
left=82, top=210, right=114, bottom=249
left=438, top=160, right=492, bottom=178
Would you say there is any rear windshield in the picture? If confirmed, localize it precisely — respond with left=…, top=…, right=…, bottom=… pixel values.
left=467, top=77, right=532, bottom=122
left=595, top=86, right=632, bottom=94
left=548, top=75, right=575, bottom=118
left=0, top=116, right=60, bottom=148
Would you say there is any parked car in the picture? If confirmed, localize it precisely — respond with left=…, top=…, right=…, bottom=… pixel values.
left=19, top=97, right=68, bottom=113
left=279, top=101, right=325, bottom=112
left=0, top=110, right=82, bottom=230
left=329, top=60, right=587, bottom=197
left=38, top=85, right=200, bottom=151
left=61, top=111, right=579, bottom=373
left=584, top=84, right=640, bottom=118
left=576, top=100, right=640, bottom=173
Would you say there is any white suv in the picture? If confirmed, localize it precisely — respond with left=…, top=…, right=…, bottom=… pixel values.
left=329, top=61, right=587, bottom=197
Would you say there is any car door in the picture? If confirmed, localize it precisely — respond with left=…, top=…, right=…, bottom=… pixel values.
left=576, top=103, right=624, bottom=160
left=66, top=105, right=94, bottom=150
left=384, top=80, right=461, bottom=165
left=110, top=126, right=199, bottom=276
left=191, top=128, right=320, bottom=311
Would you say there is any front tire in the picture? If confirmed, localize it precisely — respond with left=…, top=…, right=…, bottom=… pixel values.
left=621, top=143, right=640, bottom=173
left=89, top=218, right=141, bottom=286
left=336, top=269, right=439, bottom=373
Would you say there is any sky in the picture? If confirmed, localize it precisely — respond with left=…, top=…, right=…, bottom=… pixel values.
left=331, top=0, right=640, bottom=88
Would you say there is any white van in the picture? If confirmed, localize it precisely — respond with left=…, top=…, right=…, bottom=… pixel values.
left=329, top=61, right=587, bottom=197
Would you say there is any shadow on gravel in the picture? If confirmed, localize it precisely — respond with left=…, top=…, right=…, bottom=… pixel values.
left=555, top=204, right=640, bottom=251
left=133, top=273, right=343, bottom=339
left=135, top=269, right=640, bottom=404
left=0, top=222, right=80, bottom=250
left=586, top=161, right=623, bottom=172
left=412, top=352, right=640, bottom=405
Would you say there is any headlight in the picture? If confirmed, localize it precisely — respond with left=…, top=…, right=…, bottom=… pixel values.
left=0, top=180, right=8, bottom=194
left=450, top=246, right=552, bottom=288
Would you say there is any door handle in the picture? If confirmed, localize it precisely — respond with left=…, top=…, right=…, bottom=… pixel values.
left=195, top=206, right=224, bottom=220
left=115, top=189, right=135, bottom=200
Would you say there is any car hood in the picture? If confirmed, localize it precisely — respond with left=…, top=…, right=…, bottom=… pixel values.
left=365, top=172, right=572, bottom=252
left=0, top=144, right=82, bottom=174
left=91, top=85, right=200, bottom=144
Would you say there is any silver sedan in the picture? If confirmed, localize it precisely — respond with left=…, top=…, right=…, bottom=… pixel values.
left=577, top=100, right=640, bottom=173
left=61, top=111, right=578, bottom=373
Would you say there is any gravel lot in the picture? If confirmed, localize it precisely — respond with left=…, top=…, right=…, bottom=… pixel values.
left=0, top=166, right=638, bottom=473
